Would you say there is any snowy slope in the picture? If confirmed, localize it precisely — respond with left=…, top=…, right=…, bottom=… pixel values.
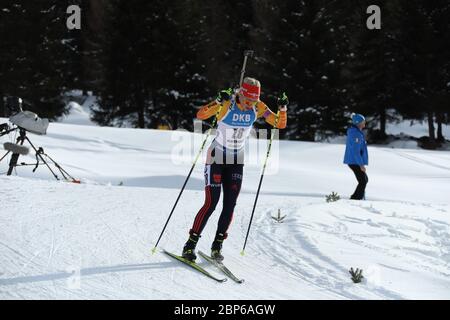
left=1, top=118, right=450, bottom=299
left=57, top=93, right=102, bottom=127
left=57, top=101, right=97, bottom=127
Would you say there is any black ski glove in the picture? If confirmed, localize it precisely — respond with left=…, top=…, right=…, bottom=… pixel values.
left=349, top=268, right=364, bottom=283
left=277, top=92, right=289, bottom=111
left=216, top=88, right=233, bottom=103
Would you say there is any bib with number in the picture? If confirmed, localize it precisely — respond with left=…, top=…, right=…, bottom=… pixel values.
left=214, top=99, right=257, bottom=150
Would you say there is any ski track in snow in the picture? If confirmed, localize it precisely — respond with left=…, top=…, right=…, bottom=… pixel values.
left=1, top=120, right=450, bottom=299
left=381, top=148, right=450, bottom=172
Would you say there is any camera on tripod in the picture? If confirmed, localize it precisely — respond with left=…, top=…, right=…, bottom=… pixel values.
left=1, top=97, right=79, bottom=183
left=1, top=97, right=49, bottom=155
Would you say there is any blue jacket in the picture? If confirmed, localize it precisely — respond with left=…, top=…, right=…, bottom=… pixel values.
left=344, top=125, right=368, bottom=166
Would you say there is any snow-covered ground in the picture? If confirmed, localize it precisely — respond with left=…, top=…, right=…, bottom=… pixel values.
left=1, top=115, right=450, bottom=299
left=58, top=95, right=98, bottom=126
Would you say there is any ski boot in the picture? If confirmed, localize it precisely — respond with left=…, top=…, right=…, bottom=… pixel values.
left=182, top=231, right=200, bottom=262
left=211, top=232, right=227, bottom=262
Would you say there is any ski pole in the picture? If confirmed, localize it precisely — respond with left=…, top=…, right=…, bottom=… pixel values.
left=152, top=104, right=223, bottom=254
left=241, top=111, right=281, bottom=256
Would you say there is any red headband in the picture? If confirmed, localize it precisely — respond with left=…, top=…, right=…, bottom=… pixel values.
left=240, top=82, right=260, bottom=100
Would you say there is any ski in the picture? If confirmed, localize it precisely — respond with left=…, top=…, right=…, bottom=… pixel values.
left=198, top=251, right=245, bottom=284
left=162, top=250, right=227, bottom=283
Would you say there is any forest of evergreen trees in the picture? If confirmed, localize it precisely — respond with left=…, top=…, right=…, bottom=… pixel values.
left=0, top=1, right=449, bottom=147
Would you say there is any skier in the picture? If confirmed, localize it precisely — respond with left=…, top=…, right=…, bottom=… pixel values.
left=182, top=77, right=288, bottom=261
left=344, top=113, right=368, bottom=200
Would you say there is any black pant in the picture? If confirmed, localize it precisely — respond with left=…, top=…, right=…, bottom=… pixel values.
left=190, top=163, right=243, bottom=237
left=348, top=165, right=368, bottom=200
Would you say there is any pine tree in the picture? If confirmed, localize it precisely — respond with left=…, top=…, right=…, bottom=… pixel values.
left=0, top=1, right=82, bottom=119
left=249, top=1, right=351, bottom=141
left=79, top=0, right=108, bottom=95
left=93, top=0, right=209, bottom=129
left=343, top=1, right=405, bottom=142
left=396, top=0, right=450, bottom=146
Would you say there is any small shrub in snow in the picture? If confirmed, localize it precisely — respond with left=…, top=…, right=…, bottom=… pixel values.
left=326, top=192, right=340, bottom=203
left=271, top=209, right=286, bottom=223
left=349, top=268, right=364, bottom=283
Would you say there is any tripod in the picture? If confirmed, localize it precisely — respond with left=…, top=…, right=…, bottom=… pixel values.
left=0, top=127, right=80, bottom=183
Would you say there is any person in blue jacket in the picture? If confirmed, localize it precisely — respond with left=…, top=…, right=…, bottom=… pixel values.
left=344, top=113, right=368, bottom=200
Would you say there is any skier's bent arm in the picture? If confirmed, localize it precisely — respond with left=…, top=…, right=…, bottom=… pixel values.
left=196, top=101, right=230, bottom=120
left=257, top=102, right=287, bottom=129
left=197, top=101, right=220, bottom=120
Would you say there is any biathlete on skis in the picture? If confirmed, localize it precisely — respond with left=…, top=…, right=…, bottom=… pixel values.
left=182, top=77, right=289, bottom=262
